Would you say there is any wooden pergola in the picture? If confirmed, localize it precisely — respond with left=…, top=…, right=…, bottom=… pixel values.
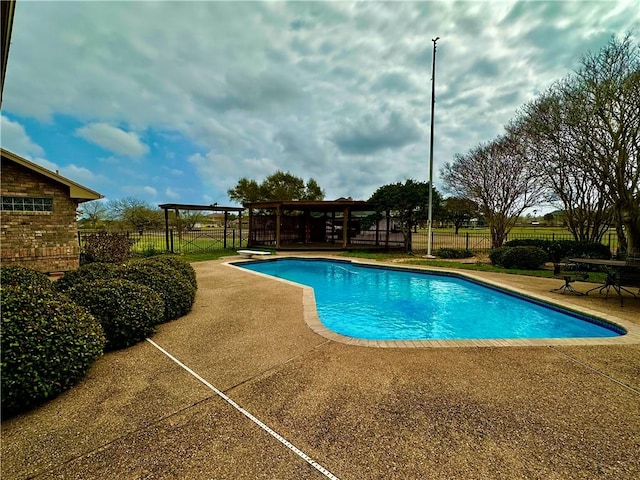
left=158, top=203, right=244, bottom=251
left=245, top=200, right=402, bottom=250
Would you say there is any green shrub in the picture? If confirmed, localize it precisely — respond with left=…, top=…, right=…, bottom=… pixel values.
left=505, top=239, right=573, bottom=263
left=66, top=279, right=164, bottom=350
left=434, top=248, right=474, bottom=259
left=0, top=265, right=52, bottom=291
left=1, top=286, right=105, bottom=417
left=489, top=247, right=511, bottom=266
left=143, top=256, right=197, bottom=290
left=500, top=246, right=549, bottom=270
left=55, top=263, right=121, bottom=293
left=504, top=239, right=548, bottom=249
left=504, top=239, right=609, bottom=262
left=118, top=262, right=196, bottom=322
left=139, top=246, right=162, bottom=258
left=81, top=232, right=133, bottom=264
left=570, top=241, right=611, bottom=259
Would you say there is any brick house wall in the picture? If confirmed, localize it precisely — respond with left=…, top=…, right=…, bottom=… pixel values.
left=1, top=151, right=101, bottom=273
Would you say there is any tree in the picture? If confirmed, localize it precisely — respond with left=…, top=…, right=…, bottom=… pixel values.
left=107, top=197, right=163, bottom=232
left=572, top=34, right=640, bottom=253
left=513, top=95, right=614, bottom=243
left=78, top=200, right=108, bottom=230
left=515, top=34, right=639, bottom=252
left=170, top=210, right=206, bottom=236
left=368, top=179, right=442, bottom=252
left=227, top=178, right=262, bottom=204
left=441, top=135, right=546, bottom=248
left=228, top=171, right=325, bottom=204
left=442, top=197, right=479, bottom=234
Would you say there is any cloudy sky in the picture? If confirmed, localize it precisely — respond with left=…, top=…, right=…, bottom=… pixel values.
left=1, top=0, right=637, bottom=207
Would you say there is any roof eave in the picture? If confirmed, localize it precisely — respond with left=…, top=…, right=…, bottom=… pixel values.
left=1, top=148, right=103, bottom=202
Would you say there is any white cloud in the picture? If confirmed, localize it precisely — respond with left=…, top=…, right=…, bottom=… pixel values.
left=60, top=164, right=105, bottom=186
left=164, top=187, right=180, bottom=200
left=162, top=166, right=183, bottom=176
left=0, top=115, right=45, bottom=158
left=76, top=123, right=149, bottom=158
left=332, top=108, right=422, bottom=155
left=1, top=0, right=637, bottom=205
left=31, top=157, right=59, bottom=173
left=121, top=185, right=157, bottom=197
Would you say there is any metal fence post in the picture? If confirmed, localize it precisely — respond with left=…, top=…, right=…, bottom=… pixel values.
left=170, top=229, right=174, bottom=253
left=465, top=232, right=469, bottom=251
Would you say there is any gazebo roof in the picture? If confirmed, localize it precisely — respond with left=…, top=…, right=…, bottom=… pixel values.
left=158, top=203, right=244, bottom=212
left=245, top=200, right=372, bottom=212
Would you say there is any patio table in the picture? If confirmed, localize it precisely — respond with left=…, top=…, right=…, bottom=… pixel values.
left=568, top=258, right=639, bottom=305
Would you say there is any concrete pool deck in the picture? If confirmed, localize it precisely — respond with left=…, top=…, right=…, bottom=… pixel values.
left=2, top=254, right=640, bottom=479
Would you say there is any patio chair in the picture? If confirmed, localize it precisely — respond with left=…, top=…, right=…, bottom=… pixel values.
left=550, top=262, right=588, bottom=296
left=619, top=251, right=640, bottom=304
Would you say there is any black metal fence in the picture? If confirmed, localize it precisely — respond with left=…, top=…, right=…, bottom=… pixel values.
left=410, top=231, right=618, bottom=255
left=78, top=228, right=248, bottom=254
left=79, top=228, right=619, bottom=256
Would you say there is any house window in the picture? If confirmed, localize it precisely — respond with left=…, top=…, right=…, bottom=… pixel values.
left=1, top=196, right=53, bottom=212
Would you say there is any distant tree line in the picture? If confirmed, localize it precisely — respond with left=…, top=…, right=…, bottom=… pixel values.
left=78, top=198, right=210, bottom=233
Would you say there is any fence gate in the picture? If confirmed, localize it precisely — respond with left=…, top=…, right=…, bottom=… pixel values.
left=170, top=228, right=244, bottom=253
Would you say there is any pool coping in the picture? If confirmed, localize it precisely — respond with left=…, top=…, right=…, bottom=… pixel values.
left=225, top=256, right=640, bottom=348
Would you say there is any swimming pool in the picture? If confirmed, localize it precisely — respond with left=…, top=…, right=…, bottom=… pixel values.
left=235, top=258, right=624, bottom=340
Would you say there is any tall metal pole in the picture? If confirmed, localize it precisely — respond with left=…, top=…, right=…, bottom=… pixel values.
left=425, top=36, right=439, bottom=258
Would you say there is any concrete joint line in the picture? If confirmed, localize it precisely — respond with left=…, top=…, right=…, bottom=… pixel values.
left=146, top=339, right=342, bottom=480
left=548, top=346, right=640, bottom=395
left=224, top=339, right=331, bottom=395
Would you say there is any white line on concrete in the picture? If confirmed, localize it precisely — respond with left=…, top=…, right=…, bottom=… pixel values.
left=146, top=338, right=342, bottom=480
left=548, top=346, right=640, bottom=395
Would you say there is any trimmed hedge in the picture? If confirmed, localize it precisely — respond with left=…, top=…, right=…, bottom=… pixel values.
left=1, top=286, right=105, bottom=417
left=66, top=279, right=164, bottom=351
left=435, top=248, right=474, bottom=259
left=117, top=262, right=196, bottom=322
left=55, top=262, right=121, bottom=293
left=1, top=265, right=52, bottom=292
left=504, top=239, right=611, bottom=262
left=489, top=247, right=511, bottom=267
left=490, top=246, right=549, bottom=269
left=138, top=256, right=197, bottom=290
left=570, top=241, right=611, bottom=259
left=500, top=246, right=548, bottom=269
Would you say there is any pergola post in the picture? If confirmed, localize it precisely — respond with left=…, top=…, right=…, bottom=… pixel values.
left=275, top=205, right=282, bottom=249
left=304, top=209, right=311, bottom=244
left=164, top=208, right=170, bottom=251
left=385, top=210, right=391, bottom=249
left=223, top=211, right=228, bottom=248
left=342, top=207, right=349, bottom=248
left=174, top=208, right=181, bottom=242
left=331, top=211, right=336, bottom=244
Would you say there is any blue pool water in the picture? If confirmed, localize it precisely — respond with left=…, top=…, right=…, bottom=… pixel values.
left=235, top=259, right=623, bottom=340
